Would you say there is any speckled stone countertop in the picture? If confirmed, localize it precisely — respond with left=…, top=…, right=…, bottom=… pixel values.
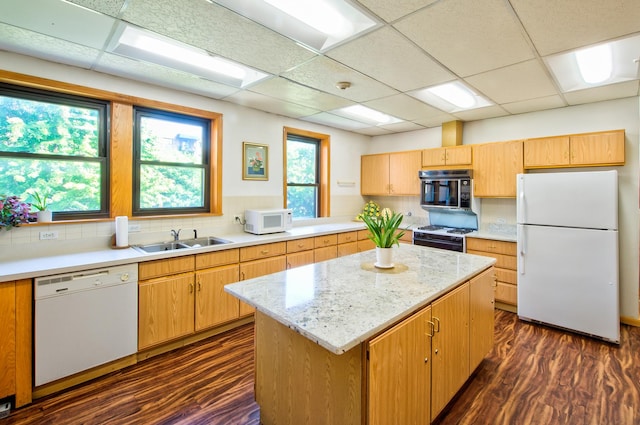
left=225, top=244, right=496, bottom=355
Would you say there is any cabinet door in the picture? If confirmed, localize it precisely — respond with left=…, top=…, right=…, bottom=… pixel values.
left=314, top=246, right=337, bottom=262
left=286, top=251, right=315, bottom=269
left=337, top=241, right=358, bottom=257
left=0, top=281, right=16, bottom=399
left=570, top=130, right=625, bottom=165
left=472, top=140, right=523, bottom=197
left=422, top=147, right=447, bottom=167
left=138, top=273, right=195, bottom=350
left=389, top=151, right=421, bottom=195
left=469, top=267, right=495, bottom=372
left=431, top=282, right=470, bottom=421
left=445, top=145, right=472, bottom=165
left=361, top=154, right=390, bottom=195
left=239, top=256, right=287, bottom=315
left=368, top=306, right=432, bottom=425
left=195, top=264, right=240, bottom=331
left=524, top=136, right=570, bottom=168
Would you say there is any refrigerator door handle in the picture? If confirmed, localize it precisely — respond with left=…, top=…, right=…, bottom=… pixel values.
left=519, top=227, right=526, bottom=275
left=518, top=182, right=525, bottom=223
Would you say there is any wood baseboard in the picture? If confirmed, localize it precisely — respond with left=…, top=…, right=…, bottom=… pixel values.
left=494, top=302, right=517, bottom=314
left=621, top=315, right=640, bottom=327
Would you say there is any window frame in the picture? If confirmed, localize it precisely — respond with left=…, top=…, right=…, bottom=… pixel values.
left=283, top=127, right=330, bottom=218
left=0, top=82, right=110, bottom=220
left=132, top=106, right=211, bottom=217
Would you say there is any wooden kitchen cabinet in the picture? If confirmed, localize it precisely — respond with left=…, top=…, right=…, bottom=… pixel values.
left=367, top=305, right=432, bottom=425
left=138, top=256, right=195, bottom=281
left=361, top=150, right=422, bottom=196
left=240, top=241, right=286, bottom=262
left=467, top=237, right=517, bottom=311
left=357, top=229, right=376, bottom=252
left=138, top=272, right=195, bottom=350
left=239, top=256, right=287, bottom=315
left=337, top=232, right=358, bottom=257
left=314, top=234, right=337, bottom=262
left=431, top=282, right=470, bottom=421
left=195, top=264, right=240, bottom=331
left=286, top=237, right=315, bottom=269
left=0, top=281, right=16, bottom=401
left=524, top=129, right=625, bottom=169
left=472, top=140, right=523, bottom=197
left=422, top=145, right=472, bottom=168
left=469, top=267, right=495, bottom=372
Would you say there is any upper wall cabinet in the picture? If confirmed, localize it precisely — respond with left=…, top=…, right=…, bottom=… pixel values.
left=472, top=140, right=523, bottom=198
left=361, top=151, right=422, bottom=196
left=524, top=129, right=625, bottom=169
left=422, top=145, right=472, bottom=168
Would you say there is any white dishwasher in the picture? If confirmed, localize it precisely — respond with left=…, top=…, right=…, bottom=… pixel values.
left=35, top=264, right=138, bottom=386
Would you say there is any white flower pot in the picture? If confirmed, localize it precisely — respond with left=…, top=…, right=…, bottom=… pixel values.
left=375, top=247, right=394, bottom=269
left=37, top=210, right=52, bottom=223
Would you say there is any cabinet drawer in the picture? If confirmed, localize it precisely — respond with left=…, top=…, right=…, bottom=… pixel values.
left=358, top=229, right=372, bottom=241
left=315, top=246, right=337, bottom=262
left=467, top=250, right=516, bottom=270
left=314, top=234, right=337, bottom=248
left=287, top=251, right=315, bottom=269
left=139, top=256, right=195, bottom=280
left=287, top=237, right=314, bottom=253
left=358, top=238, right=376, bottom=252
left=240, top=242, right=287, bottom=262
left=495, top=268, right=517, bottom=285
left=195, top=248, right=239, bottom=270
left=466, top=238, right=516, bottom=256
left=337, top=231, right=357, bottom=244
left=495, top=282, right=517, bottom=305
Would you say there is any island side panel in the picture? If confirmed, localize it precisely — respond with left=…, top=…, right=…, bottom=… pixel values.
left=255, top=311, right=362, bottom=425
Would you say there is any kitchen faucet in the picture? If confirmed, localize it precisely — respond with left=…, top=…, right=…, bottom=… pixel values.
left=171, top=229, right=181, bottom=241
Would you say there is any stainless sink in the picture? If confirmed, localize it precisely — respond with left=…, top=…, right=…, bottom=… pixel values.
left=133, top=236, right=232, bottom=253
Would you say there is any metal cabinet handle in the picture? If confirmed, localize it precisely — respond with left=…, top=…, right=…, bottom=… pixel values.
left=433, top=317, right=441, bottom=332
left=427, top=320, right=435, bottom=337
left=189, top=283, right=194, bottom=293
left=261, top=249, right=269, bottom=255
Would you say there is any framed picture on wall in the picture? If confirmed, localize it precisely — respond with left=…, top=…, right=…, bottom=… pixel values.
left=242, top=142, right=268, bottom=180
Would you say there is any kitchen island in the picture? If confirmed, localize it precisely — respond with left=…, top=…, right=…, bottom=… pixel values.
left=225, top=244, right=496, bottom=424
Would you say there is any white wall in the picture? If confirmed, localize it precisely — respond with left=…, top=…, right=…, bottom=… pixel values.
left=369, top=98, right=640, bottom=319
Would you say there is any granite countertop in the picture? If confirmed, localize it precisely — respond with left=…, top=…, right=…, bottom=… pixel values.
left=0, top=222, right=370, bottom=281
left=225, top=244, right=496, bottom=355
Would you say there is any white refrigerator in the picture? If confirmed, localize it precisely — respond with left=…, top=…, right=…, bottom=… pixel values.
left=516, top=170, right=619, bottom=343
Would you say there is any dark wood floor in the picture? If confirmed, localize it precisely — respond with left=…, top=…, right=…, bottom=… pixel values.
left=5, top=310, right=640, bottom=424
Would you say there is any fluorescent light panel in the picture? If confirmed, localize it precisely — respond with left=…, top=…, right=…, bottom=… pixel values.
left=409, top=81, right=493, bottom=113
left=211, top=0, right=378, bottom=52
left=545, top=34, right=640, bottom=92
left=109, top=24, right=269, bottom=88
left=332, top=105, right=403, bottom=126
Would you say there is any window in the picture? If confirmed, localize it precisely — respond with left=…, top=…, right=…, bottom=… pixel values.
left=284, top=127, right=330, bottom=219
left=133, top=107, right=210, bottom=216
left=0, top=83, right=109, bottom=220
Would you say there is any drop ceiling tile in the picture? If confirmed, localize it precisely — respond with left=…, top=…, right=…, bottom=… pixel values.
left=510, top=0, right=640, bottom=55
left=413, top=112, right=460, bottom=128
left=327, top=26, right=453, bottom=92
left=96, top=53, right=241, bottom=99
left=356, top=0, right=438, bottom=23
left=282, top=56, right=399, bottom=102
left=451, top=105, right=510, bottom=122
left=465, top=60, right=558, bottom=104
left=120, top=0, right=317, bottom=75
left=301, top=112, right=373, bottom=131
left=0, top=0, right=116, bottom=50
left=394, top=0, right=535, bottom=77
left=67, top=0, right=126, bottom=16
left=353, top=126, right=394, bottom=136
left=249, top=77, right=354, bottom=111
left=501, top=95, right=566, bottom=115
left=378, top=121, right=427, bottom=133
left=563, top=80, right=640, bottom=105
left=0, top=24, right=101, bottom=69
left=363, top=94, right=447, bottom=121
left=225, top=91, right=321, bottom=118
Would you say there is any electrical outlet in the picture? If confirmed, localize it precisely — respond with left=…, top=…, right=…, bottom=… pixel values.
left=128, top=224, right=141, bottom=232
left=39, top=231, right=58, bottom=240
left=234, top=215, right=243, bottom=224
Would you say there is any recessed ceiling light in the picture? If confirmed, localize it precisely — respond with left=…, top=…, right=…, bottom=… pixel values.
left=108, top=24, right=269, bottom=88
left=409, top=81, right=493, bottom=113
left=211, top=0, right=378, bottom=52
left=332, top=105, right=403, bottom=126
left=545, top=34, right=640, bottom=92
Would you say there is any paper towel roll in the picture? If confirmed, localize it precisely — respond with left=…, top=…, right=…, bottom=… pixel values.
left=115, top=216, right=128, bottom=247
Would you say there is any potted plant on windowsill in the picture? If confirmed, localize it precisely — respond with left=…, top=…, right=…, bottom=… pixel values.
left=360, top=207, right=406, bottom=269
left=30, top=190, right=53, bottom=223
left=0, top=195, right=31, bottom=230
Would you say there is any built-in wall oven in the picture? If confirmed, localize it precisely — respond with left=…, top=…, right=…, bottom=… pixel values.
left=419, top=169, right=472, bottom=210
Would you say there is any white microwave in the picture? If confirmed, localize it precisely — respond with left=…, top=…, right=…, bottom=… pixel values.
left=244, top=209, right=293, bottom=234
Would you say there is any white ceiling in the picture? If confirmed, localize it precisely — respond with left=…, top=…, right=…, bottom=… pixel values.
left=1, top=0, right=640, bottom=136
